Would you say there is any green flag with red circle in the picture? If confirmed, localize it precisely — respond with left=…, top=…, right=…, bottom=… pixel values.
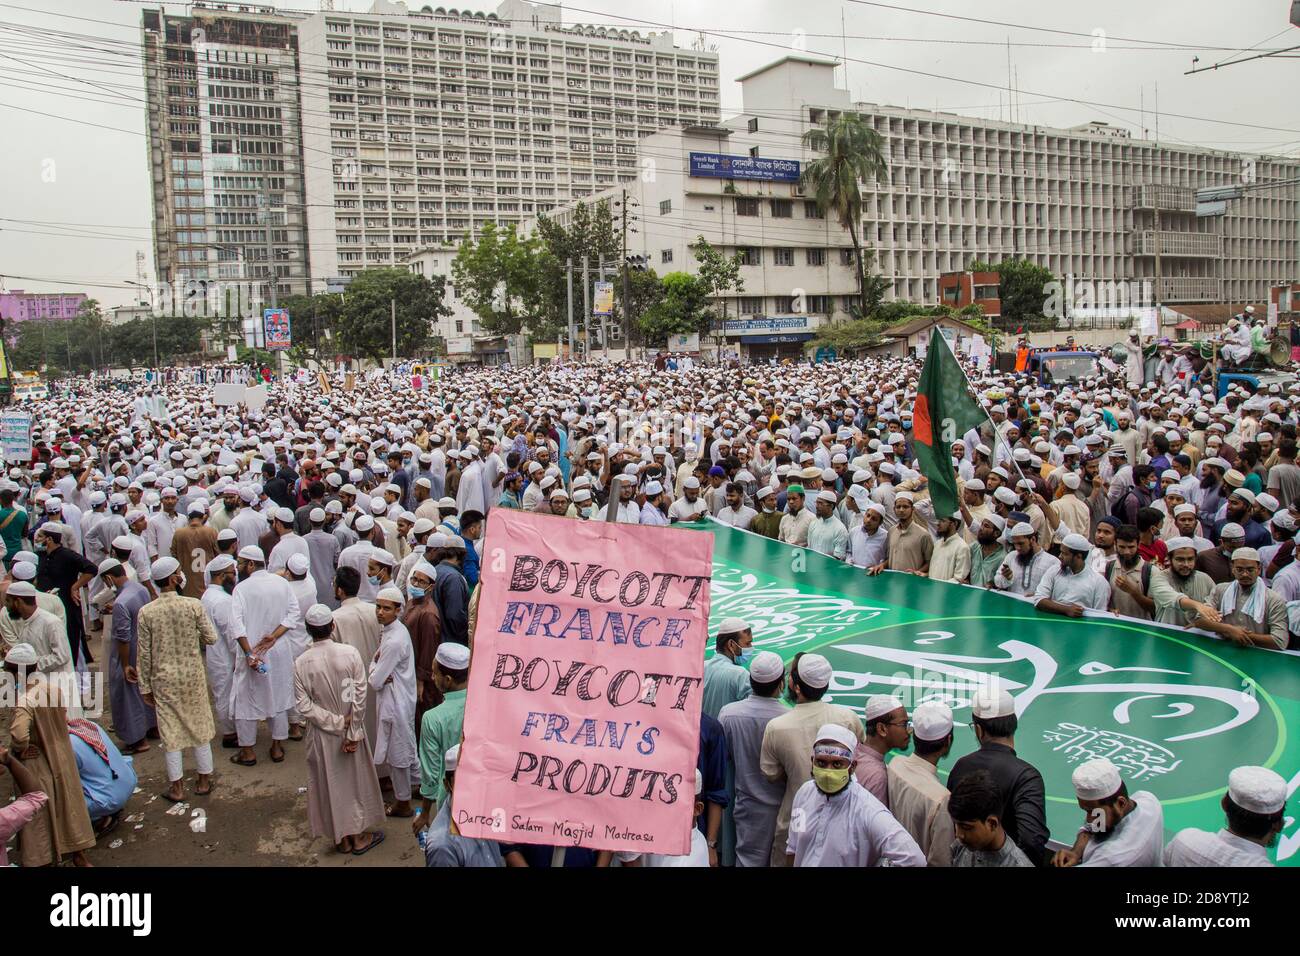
left=913, top=327, right=987, bottom=519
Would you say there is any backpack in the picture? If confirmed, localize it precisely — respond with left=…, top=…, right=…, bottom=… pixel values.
left=1109, top=487, right=1139, bottom=522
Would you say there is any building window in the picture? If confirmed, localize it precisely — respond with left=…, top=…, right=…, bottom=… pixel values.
left=659, top=199, right=671, bottom=215
left=661, top=248, right=673, bottom=264
left=804, top=201, right=823, bottom=219
left=774, top=295, right=797, bottom=313
left=806, top=248, right=825, bottom=266
left=738, top=296, right=763, bottom=314
left=749, top=146, right=759, bottom=158
left=840, top=249, right=855, bottom=266
left=769, top=199, right=792, bottom=218
left=740, top=247, right=761, bottom=266
left=773, top=248, right=794, bottom=266
left=807, top=295, right=829, bottom=313
left=747, top=117, right=758, bottom=132
left=735, top=197, right=759, bottom=216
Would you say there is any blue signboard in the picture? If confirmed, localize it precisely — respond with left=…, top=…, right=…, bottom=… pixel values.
left=688, top=152, right=800, bottom=182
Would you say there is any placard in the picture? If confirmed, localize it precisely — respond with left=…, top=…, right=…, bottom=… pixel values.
left=214, top=383, right=245, bottom=407
left=0, top=410, right=32, bottom=462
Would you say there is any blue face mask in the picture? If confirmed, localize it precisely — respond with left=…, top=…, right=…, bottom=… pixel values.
left=736, top=646, right=756, bottom=665
left=408, top=586, right=426, bottom=600
left=368, top=574, right=382, bottom=586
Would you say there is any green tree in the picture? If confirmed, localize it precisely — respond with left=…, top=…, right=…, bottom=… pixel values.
left=689, top=236, right=744, bottom=335
left=451, top=223, right=545, bottom=336
left=638, top=272, right=714, bottom=345
left=969, top=258, right=1057, bottom=330
left=614, top=266, right=662, bottom=347
left=801, top=111, right=889, bottom=313
left=279, top=292, right=344, bottom=367
left=530, top=201, right=620, bottom=345
left=336, top=268, right=449, bottom=363
left=857, top=248, right=892, bottom=318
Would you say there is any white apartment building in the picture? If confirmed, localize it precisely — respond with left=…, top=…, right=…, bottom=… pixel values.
left=400, top=245, right=481, bottom=344
left=298, top=0, right=721, bottom=283
left=141, top=4, right=310, bottom=300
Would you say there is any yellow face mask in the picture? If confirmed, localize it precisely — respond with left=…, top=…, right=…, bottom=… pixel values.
left=812, top=765, right=851, bottom=795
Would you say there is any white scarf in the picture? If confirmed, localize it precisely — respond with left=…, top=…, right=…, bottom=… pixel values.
left=1220, top=577, right=1266, bottom=626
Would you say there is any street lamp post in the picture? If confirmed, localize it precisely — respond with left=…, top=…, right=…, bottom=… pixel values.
left=125, top=280, right=158, bottom=368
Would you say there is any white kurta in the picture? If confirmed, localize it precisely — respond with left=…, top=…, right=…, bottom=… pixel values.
left=228, top=570, right=301, bottom=720
left=200, top=584, right=238, bottom=728
left=1163, top=827, right=1273, bottom=867
left=786, top=779, right=926, bottom=867
left=268, top=532, right=310, bottom=574
left=369, top=619, right=418, bottom=770
left=338, top=541, right=379, bottom=602
left=1079, top=791, right=1165, bottom=867
left=285, top=576, right=318, bottom=658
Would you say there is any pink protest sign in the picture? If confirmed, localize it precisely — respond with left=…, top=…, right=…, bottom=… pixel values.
left=453, top=508, right=713, bottom=856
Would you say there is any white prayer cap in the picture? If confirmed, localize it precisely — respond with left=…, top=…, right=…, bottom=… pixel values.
left=797, top=653, right=833, bottom=689
left=410, top=561, right=439, bottom=583
left=444, top=744, right=461, bottom=773
left=412, top=517, right=435, bottom=535
left=983, top=514, right=1006, bottom=532
left=40, top=522, right=68, bottom=541
left=1174, top=503, right=1198, bottom=517
left=1062, top=472, right=1081, bottom=490
left=816, top=490, right=838, bottom=505
left=1219, top=522, right=1245, bottom=539
left=814, top=723, right=857, bottom=752
left=376, top=586, right=405, bottom=605
left=1072, top=758, right=1123, bottom=801
left=443, top=536, right=466, bottom=551
left=1009, top=521, right=1036, bottom=539
left=864, top=694, right=904, bottom=720
left=5, top=582, right=36, bottom=600
left=437, top=497, right=457, bottom=509
left=368, top=547, right=395, bottom=568
left=1231, top=547, right=1261, bottom=564
left=1203, top=457, right=1230, bottom=471
left=1062, top=533, right=1091, bottom=553
left=309, top=507, right=326, bottom=523
left=683, top=476, right=700, bottom=490
left=993, top=487, right=1018, bottom=506
left=435, top=642, right=471, bottom=670
left=370, top=497, right=389, bottom=515
left=218, top=528, right=239, bottom=543
left=1256, top=492, right=1280, bottom=513
left=1274, top=511, right=1296, bottom=531
left=206, top=554, right=236, bottom=576
left=2, top=642, right=37, bottom=666
left=305, top=604, right=334, bottom=628
left=355, top=514, right=375, bottom=532
left=287, top=553, right=310, bottom=575
left=1165, top=536, right=1196, bottom=553
left=964, top=478, right=986, bottom=492
left=238, top=545, right=265, bottom=563
left=749, top=651, right=784, bottom=683
left=717, top=617, right=749, bottom=635
left=325, top=500, right=343, bottom=515
left=151, top=556, right=181, bottom=581
left=426, top=532, right=449, bottom=550
left=971, top=685, right=1016, bottom=719
left=97, top=558, right=123, bottom=576
left=548, top=488, right=570, bottom=501
left=912, top=702, right=954, bottom=742
left=643, top=480, right=663, bottom=496
left=1230, top=488, right=1256, bottom=505
left=10, top=562, right=35, bottom=581
left=894, top=490, right=914, bottom=503
left=1227, top=766, right=1287, bottom=815
left=865, top=502, right=887, bottom=517
left=187, top=500, right=208, bottom=516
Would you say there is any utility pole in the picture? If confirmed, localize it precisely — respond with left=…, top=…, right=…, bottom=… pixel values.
left=582, top=255, right=592, bottom=360
left=619, top=188, right=631, bottom=360
left=565, top=257, right=575, bottom=362
left=1153, top=202, right=1162, bottom=319
left=391, top=298, right=397, bottom=364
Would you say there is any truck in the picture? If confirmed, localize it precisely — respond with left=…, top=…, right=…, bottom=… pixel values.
left=11, top=371, right=48, bottom=403
left=1026, top=350, right=1103, bottom=386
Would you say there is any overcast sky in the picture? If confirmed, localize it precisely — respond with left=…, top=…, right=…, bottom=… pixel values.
left=0, top=0, right=1295, bottom=309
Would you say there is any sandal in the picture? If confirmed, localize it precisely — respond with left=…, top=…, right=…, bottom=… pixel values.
left=221, top=736, right=239, bottom=750
left=160, top=790, right=185, bottom=804
left=94, top=813, right=121, bottom=839
left=351, top=830, right=385, bottom=856
left=384, top=803, right=414, bottom=818
left=230, top=753, right=257, bottom=767
left=193, top=781, right=214, bottom=797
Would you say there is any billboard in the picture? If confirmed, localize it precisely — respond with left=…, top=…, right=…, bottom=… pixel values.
left=592, top=281, right=614, bottom=317
left=263, top=308, right=291, bottom=350
left=688, top=151, right=800, bottom=182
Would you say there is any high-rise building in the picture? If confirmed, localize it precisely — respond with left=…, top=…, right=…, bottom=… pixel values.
left=141, top=3, right=309, bottom=301
left=296, top=0, right=720, bottom=281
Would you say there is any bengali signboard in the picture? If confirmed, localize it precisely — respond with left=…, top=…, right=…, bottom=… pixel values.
left=454, top=509, right=713, bottom=856
left=592, top=281, right=614, bottom=317
left=685, top=520, right=1300, bottom=864
left=723, top=316, right=811, bottom=336
left=263, top=308, right=291, bottom=351
left=688, top=151, right=801, bottom=182
left=0, top=410, right=32, bottom=462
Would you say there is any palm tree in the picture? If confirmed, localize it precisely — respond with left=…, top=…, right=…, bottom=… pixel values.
left=801, top=111, right=888, bottom=316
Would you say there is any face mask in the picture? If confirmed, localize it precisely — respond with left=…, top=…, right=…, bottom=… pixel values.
left=736, top=646, right=756, bottom=666
left=408, top=586, right=426, bottom=600
left=368, top=574, right=382, bottom=586
left=812, top=765, right=851, bottom=795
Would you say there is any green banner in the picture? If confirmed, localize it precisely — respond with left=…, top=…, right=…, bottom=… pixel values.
left=688, top=520, right=1300, bottom=864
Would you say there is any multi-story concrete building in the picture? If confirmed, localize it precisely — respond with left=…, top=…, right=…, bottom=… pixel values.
left=141, top=3, right=310, bottom=300
left=0, top=290, right=88, bottom=324
left=297, top=0, right=720, bottom=282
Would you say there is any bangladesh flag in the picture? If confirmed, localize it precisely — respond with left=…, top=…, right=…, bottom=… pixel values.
left=912, top=327, right=987, bottom=519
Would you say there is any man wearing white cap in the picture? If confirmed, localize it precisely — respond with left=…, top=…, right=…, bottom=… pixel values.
left=808, top=490, right=849, bottom=561
left=201, top=554, right=240, bottom=749
left=1034, top=533, right=1110, bottom=617
left=848, top=503, right=888, bottom=569
left=993, top=521, right=1057, bottom=597
left=639, top=481, right=671, bottom=526
left=887, top=701, right=956, bottom=866
left=853, top=694, right=910, bottom=807
left=1148, top=537, right=1220, bottom=627
left=99, top=560, right=157, bottom=753
left=229, top=545, right=301, bottom=767
left=928, top=511, right=970, bottom=583
left=946, top=685, right=1050, bottom=866
left=292, top=603, right=385, bottom=855
left=228, top=488, right=268, bottom=553
left=339, top=514, right=381, bottom=602
left=414, top=641, right=469, bottom=831
left=785, top=723, right=925, bottom=867
left=702, top=617, right=754, bottom=719
left=1052, top=757, right=1164, bottom=867
left=454, top=444, right=486, bottom=515
left=759, top=652, right=865, bottom=866
left=330, top=566, right=382, bottom=748
left=873, top=493, right=932, bottom=575
left=422, top=743, right=502, bottom=868
left=268, top=507, right=310, bottom=575
left=372, top=587, right=419, bottom=818
left=718, top=650, right=787, bottom=868
left=668, top=476, right=710, bottom=524
left=1164, top=766, right=1288, bottom=867
left=303, top=508, right=343, bottom=607
left=1199, top=547, right=1289, bottom=648
left=1, top=579, right=73, bottom=688
left=137, top=556, right=220, bottom=802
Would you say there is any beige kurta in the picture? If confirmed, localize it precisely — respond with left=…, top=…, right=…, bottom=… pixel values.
left=293, top=640, right=385, bottom=843
left=331, top=597, right=382, bottom=748
left=887, top=752, right=954, bottom=867
left=171, top=523, right=219, bottom=599
left=136, top=590, right=218, bottom=751
left=9, top=675, right=96, bottom=866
